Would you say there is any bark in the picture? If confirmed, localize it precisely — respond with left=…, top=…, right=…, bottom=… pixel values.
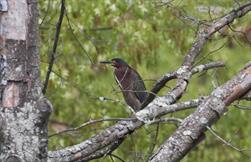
left=149, top=62, right=251, bottom=162
left=48, top=97, right=201, bottom=161
left=0, top=0, right=51, bottom=161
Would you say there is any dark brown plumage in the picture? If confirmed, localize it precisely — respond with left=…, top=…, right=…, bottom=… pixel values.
left=100, top=58, right=147, bottom=112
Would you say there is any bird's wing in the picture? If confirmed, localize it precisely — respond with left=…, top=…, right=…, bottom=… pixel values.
left=131, top=70, right=147, bottom=103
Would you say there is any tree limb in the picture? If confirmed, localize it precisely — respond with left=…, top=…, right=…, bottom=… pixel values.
left=149, top=62, right=251, bottom=162
left=48, top=1, right=251, bottom=161
left=48, top=98, right=201, bottom=161
left=49, top=118, right=135, bottom=138
left=43, top=0, right=65, bottom=94
left=206, top=126, right=246, bottom=152
left=141, top=61, right=225, bottom=108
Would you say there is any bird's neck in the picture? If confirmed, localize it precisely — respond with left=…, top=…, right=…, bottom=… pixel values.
left=114, top=66, right=130, bottom=84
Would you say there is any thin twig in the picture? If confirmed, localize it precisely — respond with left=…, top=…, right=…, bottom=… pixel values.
left=39, top=0, right=52, bottom=27
left=110, top=154, right=126, bottom=162
left=141, top=61, right=224, bottom=108
left=234, top=104, right=251, bottom=110
left=149, top=117, right=182, bottom=125
left=84, top=27, right=113, bottom=32
left=51, top=70, right=125, bottom=104
left=109, top=155, right=114, bottom=162
left=206, top=126, right=247, bottom=152
left=194, top=43, right=227, bottom=66
left=65, top=10, right=93, bottom=64
left=228, top=24, right=246, bottom=35
left=146, top=123, right=160, bottom=161
left=49, top=118, right=136, bottom=138
left=43, top=0, right=65, bottom=94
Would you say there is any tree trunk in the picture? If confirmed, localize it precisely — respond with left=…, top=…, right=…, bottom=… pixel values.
left=0, top=0, right=51, bottom=161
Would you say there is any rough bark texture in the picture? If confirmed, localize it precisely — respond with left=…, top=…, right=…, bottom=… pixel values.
left=149, top=63, right=251, bottom=162
left=0, top=0, right=52, bottom=161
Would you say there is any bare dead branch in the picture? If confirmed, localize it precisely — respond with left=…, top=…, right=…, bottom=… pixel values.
left=149, top=62, right=251, bottom=162
left=39, top=0, right=52, bottom=27
left=194, top=43, right=227, bottom=66
left=183, top=2, right=251, bottom=66
left=240, top=89, right=251, bottom=100
left=234, top=104, right=251, bottom=110
left=146, top=123, right=160, bottom=161
left=137, top=98, right=203, bottom=122
left=84, top=27, right=113, bottom=32
left=151, top=117, right=183, bottom=125
left=65, top=10, right=94, bottom=64
left=78, top=117, right=183, bottom=162
left=141, top=61, right=225, bottom=108
left=80, top=117, right=183, bottom=161
left=76, top=138, right=126, bottom=162
left=49, top=118, right=135, bottom=138
left=110, top=154, right=126, bottom=162
left=42, top=0, right=65, bottom=94
left=149, top=3, right=251, bottom=160
left=206, top=126, right=246, bottom=152
left=48, top=2, right=251, bottom=161
left=48, top=98, right=201, bottom=161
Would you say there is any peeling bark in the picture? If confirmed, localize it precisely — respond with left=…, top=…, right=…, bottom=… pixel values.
left=2, top=82, right=20, bottom=108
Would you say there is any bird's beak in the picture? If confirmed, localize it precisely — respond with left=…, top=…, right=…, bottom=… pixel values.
left=100, top=61, right=113, bottom=64
left=100, top=60, right=116, bottom=67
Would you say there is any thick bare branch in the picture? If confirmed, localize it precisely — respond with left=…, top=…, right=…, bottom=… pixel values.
left=240, top=88, right=251, bottom=100
left=136, top=98, right=203, bottom=122
left=48, top=98, right=201, bottom=161
left=148, top=2, right=251, bottom=161
left=48, top=2, right=251, bottom=161
left=141, top=61, right=224, bottom=108
left=150, top=62, right=251, bottom=162
left=167, top=1, right=251, bottom=116
left=183, top=2, right=251, bottom=66
left=75, top=138, right=125, bottom=162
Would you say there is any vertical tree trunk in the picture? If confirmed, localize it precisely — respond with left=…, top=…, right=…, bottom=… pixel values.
left=0, top=0, right=51, bottom=161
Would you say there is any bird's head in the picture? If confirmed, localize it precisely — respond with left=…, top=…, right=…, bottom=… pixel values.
left=100, top=58, right=128, bottom=68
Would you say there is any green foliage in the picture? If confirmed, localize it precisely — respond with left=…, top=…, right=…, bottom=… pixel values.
left=39, top=0, right=251, bottom=161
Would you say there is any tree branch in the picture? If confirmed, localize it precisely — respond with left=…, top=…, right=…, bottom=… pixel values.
left=206, top=126, right=246, bottom=152
left=141, top=61, right=225, bottom=108
left=48, top=1, right=251, bottom=161
left=149, top=62, right=251, bottom=162
left=48, top=98, right=201, bottom=161
left=49, top=118, right=135, bottom=138
left=42, top=0, right=65, bottom=94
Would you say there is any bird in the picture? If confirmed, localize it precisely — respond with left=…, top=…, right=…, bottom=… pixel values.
left=100, top=58, right=147, bottom=112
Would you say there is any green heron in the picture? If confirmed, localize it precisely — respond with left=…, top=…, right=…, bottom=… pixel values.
left=100, top=58, right=147, bottom=112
